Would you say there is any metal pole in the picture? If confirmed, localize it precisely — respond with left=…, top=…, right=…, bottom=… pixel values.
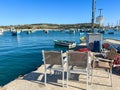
left=91, top=0, right=96, bottom=33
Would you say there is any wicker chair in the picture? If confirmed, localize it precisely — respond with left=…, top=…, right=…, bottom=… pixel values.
left=92, top=48, right=118, bottom=87
left=42, top=50, right=65, bottom=87
left=66, top=51, right=90, bottom=90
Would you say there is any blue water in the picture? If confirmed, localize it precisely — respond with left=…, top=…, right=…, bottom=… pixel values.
left=0, top=30, right=120, bottom=86
left=103, top=30, right=120, bottom=40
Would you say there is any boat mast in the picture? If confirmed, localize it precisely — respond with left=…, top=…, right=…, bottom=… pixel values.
left=91, top=0, right=96, bottom=33
left=116, top=20, right=118, bottom=30
left=119, top=19, right=120, bottom=26
left=118, top=20, right=120, bottom=30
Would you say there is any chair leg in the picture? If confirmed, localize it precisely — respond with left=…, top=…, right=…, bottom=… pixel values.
left=110, top=68, right=113, bottom=87
left=62, top=70, right=64, bottom=87
left=91, top=60, right=95, bottom=85
left=91, top=68, right=93, bottom=85
left=107, top=69, right=110, bottom=78
left=67, top=70, right=69, bottom=88
left=44, top=69, right=47, bottom=85
left=88, top=68, right=91, bottom=79
left=50, top=69, right=52, bottom=75
left=86, top=72, right=89, bottom=90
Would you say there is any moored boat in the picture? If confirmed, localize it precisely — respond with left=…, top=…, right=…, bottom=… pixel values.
left=107, top=29, right=114, bottom=34
left=11, top=29, right=21, bottom=36
left=26, top=30, right=32, bottom=34
left=0, top=28, right=3, bottom=35
left=108, top=32, right=114, bottom=34
left=80, top=36, right=86, bottom=43
left=99, top=30, right=105, bottom=34
left=54, top=40, right=76, bottom=48
left=98, top=27, right=105, bottom=34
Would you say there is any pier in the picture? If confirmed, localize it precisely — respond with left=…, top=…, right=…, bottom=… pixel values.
left=104, top=38, right=120, bottom=45
left=1, top=64, right=120, bottom=90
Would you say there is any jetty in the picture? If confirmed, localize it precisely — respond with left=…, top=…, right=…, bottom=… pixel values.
left=104, top=38, right=120, bottom=45
left=77, top=38, right=120, bottom=49
left=1, top=64, right=120, bottom=90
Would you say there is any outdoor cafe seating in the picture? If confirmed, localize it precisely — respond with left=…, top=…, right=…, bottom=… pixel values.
left=42, top=46, right=120, bottom=90
left=42, top=50, right=93, bottom=90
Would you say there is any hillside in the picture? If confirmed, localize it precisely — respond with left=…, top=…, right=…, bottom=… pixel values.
left=0, top=23, right=100, bottom=29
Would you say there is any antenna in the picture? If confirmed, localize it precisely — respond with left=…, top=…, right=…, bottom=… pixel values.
left=98, top=9, right=103, bottom=16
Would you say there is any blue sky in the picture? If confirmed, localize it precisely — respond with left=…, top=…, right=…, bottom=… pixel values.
left=0, top=0, right=120, bottom=26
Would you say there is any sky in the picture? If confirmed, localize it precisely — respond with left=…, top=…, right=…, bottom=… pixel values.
left=0, top=0, right=120, bottom=26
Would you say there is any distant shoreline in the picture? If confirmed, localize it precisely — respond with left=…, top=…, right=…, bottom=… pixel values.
left=0, top=23, right=100, bottom=30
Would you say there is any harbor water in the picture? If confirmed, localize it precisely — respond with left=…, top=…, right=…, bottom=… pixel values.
left=0, top=30, right=120, bottom=86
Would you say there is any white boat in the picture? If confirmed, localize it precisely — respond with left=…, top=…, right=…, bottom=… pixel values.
left=0, top=28, right=3, bottom=35
left=11, top=29, right=21, bottom=36
left=54, top=40, right=76, bottom=48
left=69, top=30, right=75, bottom=34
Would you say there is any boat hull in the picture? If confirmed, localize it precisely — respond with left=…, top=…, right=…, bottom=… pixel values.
left=54, top=40, right=76, bottom=48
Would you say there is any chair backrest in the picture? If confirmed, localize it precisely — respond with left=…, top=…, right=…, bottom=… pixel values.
left=67, top=51, right=88, bottom=68
left=102, top=43, right=110, bottom=49
left=106, top=48, right=117, bottom=60
left=42, top=50, right=63, bottom=65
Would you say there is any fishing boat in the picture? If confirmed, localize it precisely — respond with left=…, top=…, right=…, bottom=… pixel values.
left=26, top=30, right=32, bottom=34
left=107, top=29, right=114, bottom=34
left=69, top=30, right=75, bottom=34
left=54, top=40, right=76, bottom=48
left=11, top=29, right=21, bottom=36
left=108, top=32, right=114, bottom=34
left=0, top=28, right=3, bottom=35
left=98, top=27, right=105, bottom=34
left=80, top=36, right=86, bottom=43
left=99, top=30, right=105, bottom=34
left=43, top=30, right=49, bottom=34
